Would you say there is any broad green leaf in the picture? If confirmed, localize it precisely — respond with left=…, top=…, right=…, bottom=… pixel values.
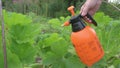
left=42, top=33, right=60, bottom=48
left=8, top=23, right=40, bottom=44
left=0, top=48, right=22, bottom=68
left=10, top=42, right=37, bottom=64
left=64, top=56, right=85, bottom=68
left=42, top=52, right=59, bottom=65
left=51, top=61, right=66, bottom=68
left=113, top=58, right=120, bottom=68
left=94, top=12, right=112, bottom=27
left=48, top=18, right=61, bottom=29
left=3, top=10, right=32, bottom=27
left=50, top=37, right=68, bottom=56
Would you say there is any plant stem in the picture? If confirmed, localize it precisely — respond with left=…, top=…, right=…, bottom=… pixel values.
left=0, top=0, right=8, bottom=68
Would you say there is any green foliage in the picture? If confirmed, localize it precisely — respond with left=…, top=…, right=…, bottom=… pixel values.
left=0, top=48, right=22, bottom=68
left=64, top=56, right=85, bottom=68
left=1, top=8, right=120, bottom=68
left=9, top=23, right=40, bottom=44
left=92, top=12, right=120, bottom=68
left=94, top=12, right=113, bottom=26
left=36, top=12, right=120, bottom=68
left=2, top=0, right=120, bottom=19
left=4, top=11, right=40, bottom=64
left=38, top=33, right=68, bottom=65
left=1, top=10, right=41, bottom=67
left=35, top=15, right=86, bottom=68
left=3, top=10, right=32, bottom=27
left=99, top=2, right=120, bottom=19
left=2, top=0, right=83, bottom=18
left=10, top=42, right=37, bottom=64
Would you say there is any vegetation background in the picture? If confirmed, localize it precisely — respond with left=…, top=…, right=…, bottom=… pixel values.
left=0, top=0, right=120, bottom=68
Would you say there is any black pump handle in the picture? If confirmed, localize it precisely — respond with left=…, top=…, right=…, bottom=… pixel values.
left=79, top=13, right=97, bottom=26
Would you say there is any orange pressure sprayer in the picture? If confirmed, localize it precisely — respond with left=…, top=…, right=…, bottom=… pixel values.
left=62, top=6, right=104, bottom=67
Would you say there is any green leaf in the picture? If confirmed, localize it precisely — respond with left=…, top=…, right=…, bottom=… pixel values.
left=51, top=61, right=66, bottom=68
left=43, top=52, right=66, bottom=68
left=9, top=23, right=40, bottom=44
left=41, top=33, right=68, bottom=56
left=10, top=42, right=37, bottom=64
left=3, top=10, right=32, bottom=27
left=50, top=37, right=68, bottom=56
left=64, top=56, right=85, bottom=68
left=0, top=48, right=22, bottom=68
left=94, top=12, right=113, bottom=26
left=42, top=52, right=59, bottom=65
left=42, top=33, right=60, bottom=48
left=48, top=18, right=61, bottom=29
left=113, top=58, right=120, bottom=68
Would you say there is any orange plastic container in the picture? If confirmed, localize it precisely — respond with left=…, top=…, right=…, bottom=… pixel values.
left=63, top=6, right=104, bottom=67
left=71, top=26, right=104, bottom=66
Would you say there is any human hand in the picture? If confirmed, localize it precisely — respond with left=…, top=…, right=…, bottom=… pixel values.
left=80, top=0, right=102, bottom=23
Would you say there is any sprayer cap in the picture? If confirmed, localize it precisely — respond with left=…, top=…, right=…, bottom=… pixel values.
left=70, top=15, right=86, bottom=32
